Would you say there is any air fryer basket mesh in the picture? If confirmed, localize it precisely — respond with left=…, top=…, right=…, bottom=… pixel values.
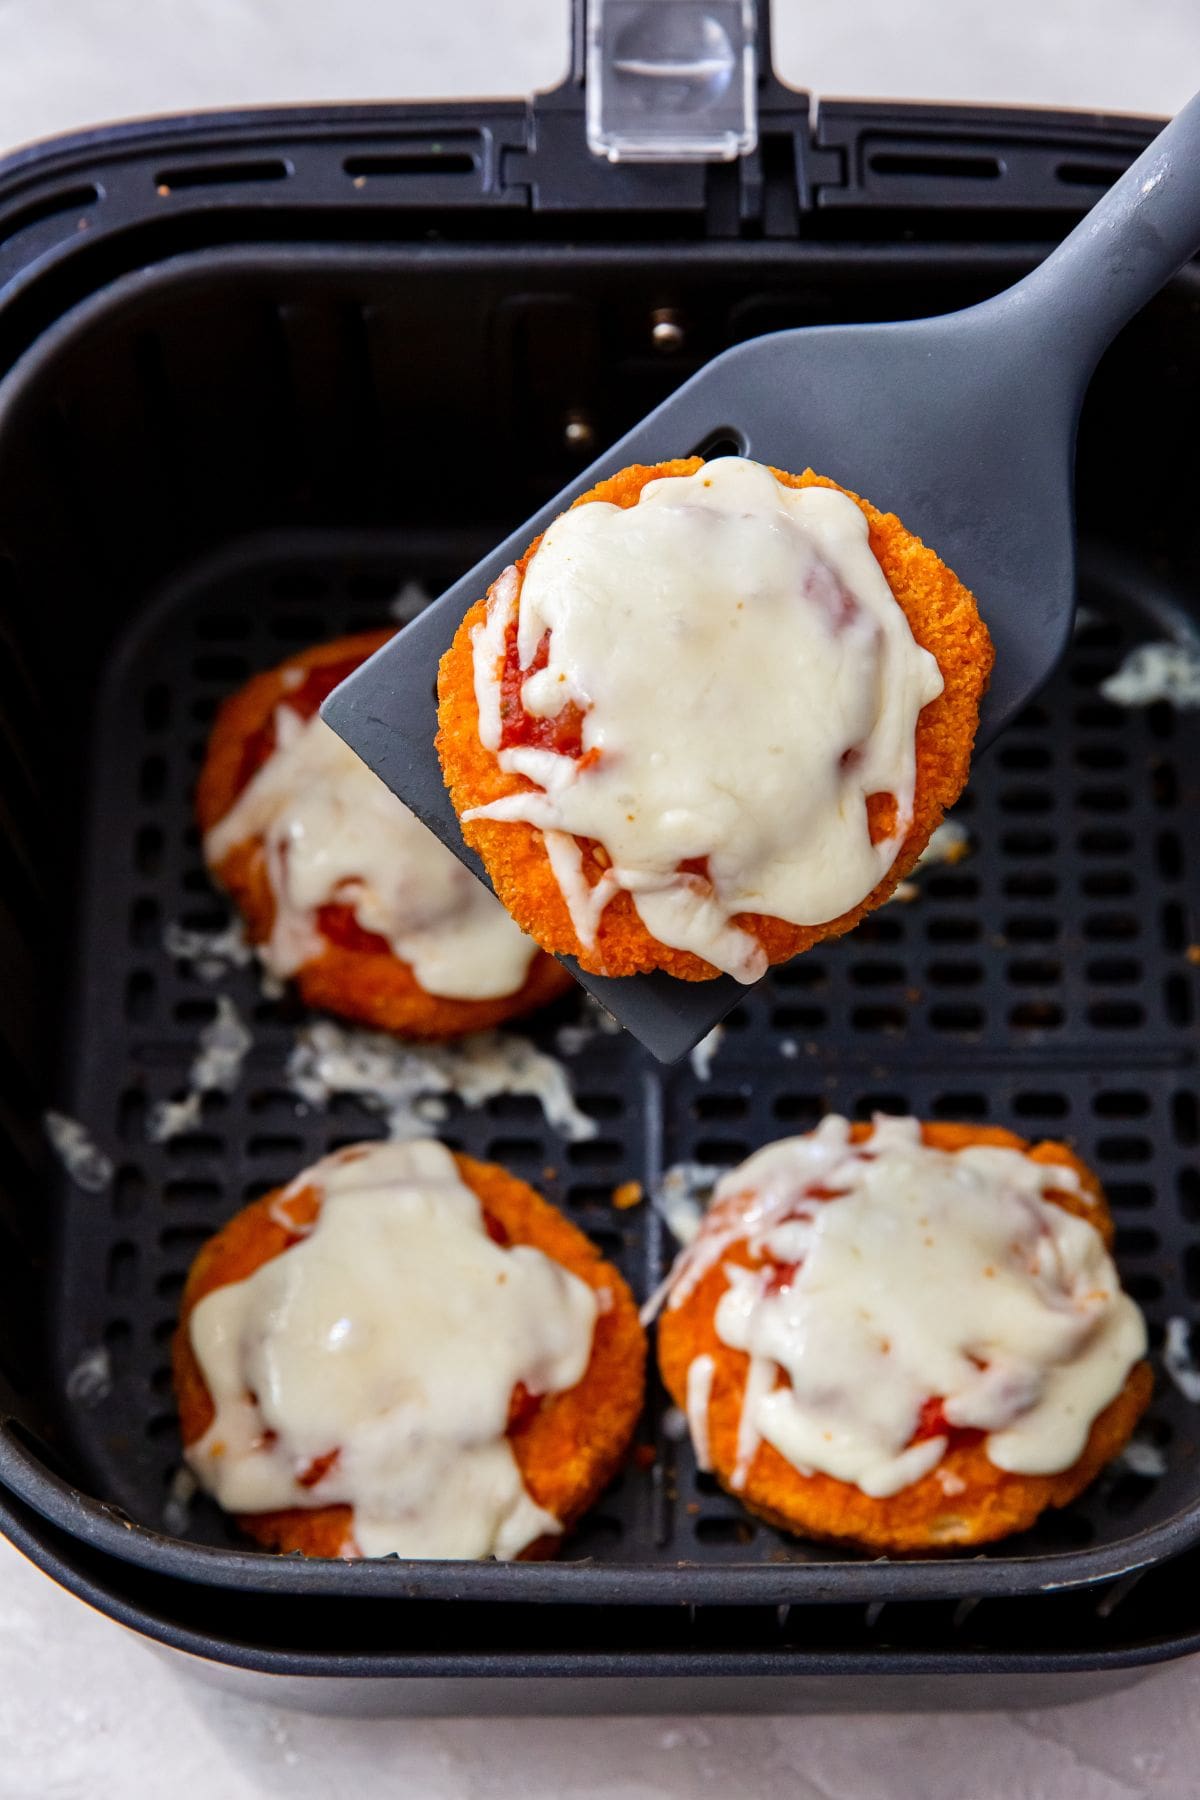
left=41, top=531, right=1200, bottom=1581
left=0, top=173, right=1195, bottom=1615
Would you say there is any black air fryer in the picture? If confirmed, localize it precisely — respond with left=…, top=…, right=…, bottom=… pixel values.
left=1, top=0, right=1198, bottom=1713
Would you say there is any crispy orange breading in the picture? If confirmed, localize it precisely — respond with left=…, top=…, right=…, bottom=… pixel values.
left=197, top=630, right=572, bottom=1036
left=437, top=459, right=994, bottom=980
left=173, top=1152, right=647, bottom=1560
left=656, top=1121, right=1152, bottom=1554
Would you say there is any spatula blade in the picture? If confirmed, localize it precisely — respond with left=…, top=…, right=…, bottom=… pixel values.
left=323, top=308, right=1077, bottom=1061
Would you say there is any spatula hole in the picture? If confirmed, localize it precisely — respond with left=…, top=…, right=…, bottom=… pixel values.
left=690, top=431, right=746, bottom=460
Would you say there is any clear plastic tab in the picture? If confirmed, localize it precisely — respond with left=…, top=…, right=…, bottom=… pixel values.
left=586, top=0, right=758, bottom=164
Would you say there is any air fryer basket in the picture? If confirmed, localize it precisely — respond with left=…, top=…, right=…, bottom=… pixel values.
left=8, top=1474, right=1200, bottom=1713
left=0, top=39, right=1199, bottom=1687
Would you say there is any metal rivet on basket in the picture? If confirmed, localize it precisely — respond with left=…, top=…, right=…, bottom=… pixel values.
left=563, top=412, right=596, bottom=452
left=651, top=308, right=686, bottom=353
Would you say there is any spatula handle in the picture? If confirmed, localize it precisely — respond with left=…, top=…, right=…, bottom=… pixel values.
left=1010, top=88, right=1200, bottom=374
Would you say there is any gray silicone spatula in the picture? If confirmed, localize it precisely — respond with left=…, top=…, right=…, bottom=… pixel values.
left=324, top=91, right=1200, bottom=1064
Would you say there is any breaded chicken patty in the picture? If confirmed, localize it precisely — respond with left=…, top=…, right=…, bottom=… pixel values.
left=656, top=1121, right=1151, bottom=1553
left=198, top=631, right=571, bottom=1036
left=438, top=460, right=992, bottom=981
left=174, top=1150, right=646, bottom=1559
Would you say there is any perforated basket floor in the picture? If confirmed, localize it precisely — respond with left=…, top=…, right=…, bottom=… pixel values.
left=34, top=527, right=1200, bottom=1603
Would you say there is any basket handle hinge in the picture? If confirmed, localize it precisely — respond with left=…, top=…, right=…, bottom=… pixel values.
left=506, top=0, right=820, bottom=224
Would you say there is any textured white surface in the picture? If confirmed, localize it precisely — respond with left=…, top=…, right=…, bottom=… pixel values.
left=772, top=0, right=1200, bottom=116
left=1, top=0, right=1199, bottom=157
left=4, top=0, right=1200, bottom=1791
left=4, top=1533, right=1200, bottom=1799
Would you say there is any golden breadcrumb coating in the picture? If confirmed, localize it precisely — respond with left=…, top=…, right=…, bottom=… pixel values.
left=656, top=1120, right=1151, bottom=1554
left=173, top=1152, right=647, bottom=1559
left=437, top=459, right=994, bottom=980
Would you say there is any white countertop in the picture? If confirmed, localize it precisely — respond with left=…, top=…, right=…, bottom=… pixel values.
left=4, top=1, right=1200, bottom=1792
left=5, top=1530, right=1200, bottom=1799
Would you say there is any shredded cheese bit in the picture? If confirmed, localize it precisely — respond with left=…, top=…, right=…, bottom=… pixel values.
left=654, top=1163, right=726, bottom=1246
left=555, top=994, right=623, bottom=1057
left=884, top=817, right=970, bottom=905
left=1163, top=1316, right=1200, bottom=1402
left=689, top=1026, right=725, bottom=1082
left=286, top=1018, right=597, bottom=1144
left=43, top=1112, right=113, bottom=1193
left=163, top=915, right=254, bottom=981
left=1101, top=641, right=1200, bottom=709
left=163, top=1465, right=198, bottom=1536
left=1117, top=1435, right=1167, bottom=1479
left=65, top=1345, right=112, bottom=1405
left=148, top=994, right=253, bottom=1143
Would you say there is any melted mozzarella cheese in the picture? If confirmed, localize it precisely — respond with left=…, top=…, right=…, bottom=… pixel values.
left=466, top=459, right=945, bottom=980
left=205, top=707, right=538, bottom=1001
left=186, top=1140, right=598, bottom=1560
left=666, top=1116, right=1146, bottom=1499
left=685, top=1353, right=715, bottom=1472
